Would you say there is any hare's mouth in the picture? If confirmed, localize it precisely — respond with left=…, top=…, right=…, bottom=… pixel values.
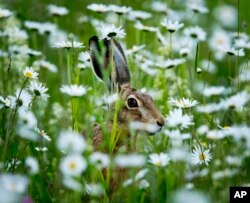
left=129, top=121, right=162, bottom=135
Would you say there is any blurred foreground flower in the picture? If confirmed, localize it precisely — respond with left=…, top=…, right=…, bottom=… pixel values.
left=60, top=84, right=88, bottom=97
left=60, top=154, right=87, bottom=177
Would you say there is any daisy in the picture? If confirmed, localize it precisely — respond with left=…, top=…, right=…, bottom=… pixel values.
left=34, top=127, right=51, bottom=142
left=191, top=146, right=212, bottom=166
left=60, top=84, right=88, bottom=97
left=134, top=21, right=158, bottom=32
left=85, top=183, right=105, bottom=197
left=23, top=67, right=39, bottom=79
left=109, top=5, right=131, bottom=15
left=9, top=90, right=32, bottom=110
left=151, top=1, right=167, bottom=12
left=78, top=51, right=90, bottom=63
left=220, top=91, right=249, bottom=110
left=60, top=154, right=87, bottom=177
left=213, top=5, right=237, bottom=28
left=57, top=130, right=86, bottom=153
left=25, top=157, right=39, bottom=175
left=87, top=3, right=110, bottom=13
left=63, top=176, right=82, bottom=191
left=165, top=108, right=194, bottom=129
left=161, top=19, right=184, bottom=33
left=35, top=146, right=48, bottom=152
left=203, top=86, right=226, bottom=97
left=28, top=81, right=49, bottom=101
left=114, top=154, right=146, bottom=168
left=187, top=3, right=209, bottom=14
left=97, top=24, right=126, bottom=39
left=224, top=47, right=245, bottom=57
left=127, top=10, right=152, bottom=21
left=156, top=58, right=186, bottom=69
left=209, top=28, right=231, bottom=52
left=148, top=153, right=170, bottom=167
left=0, top=8, right=13, bottom=19
left=0, top=174, right=29, bottom=193
left=52, top=40, right=84, bottom=49
left=0, top=96, right=11, bottom=109
left=89, top=152, right=110, bottom=169
left=184, top=26, right=206, bottom=42
left=125, top=45, right=145, bottom=55
left=18, top=109, right=37, bottom=128
left=139, top=179, right=150, bottom=189
left=169, top=98, right=199, bottom=109
left=33, top=60, right=57, bottom=73
left=47, top=4, right=69, bottom=16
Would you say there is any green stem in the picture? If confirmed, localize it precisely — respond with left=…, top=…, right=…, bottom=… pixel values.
left=169, top=33, right=173, bottom=58
left=3, top=78, right=28, bottom=161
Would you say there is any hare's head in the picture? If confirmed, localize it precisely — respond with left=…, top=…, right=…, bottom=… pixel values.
left=89, top=36, right=164, bottom=134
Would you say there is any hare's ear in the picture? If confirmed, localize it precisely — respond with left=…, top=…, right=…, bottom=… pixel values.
left=89, top=36, right=112, bottom=86
left=113, top=40, right=130, bottom=86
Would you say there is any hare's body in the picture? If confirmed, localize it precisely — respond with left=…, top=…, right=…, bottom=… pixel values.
left=89, top=36, right=164, bottom=152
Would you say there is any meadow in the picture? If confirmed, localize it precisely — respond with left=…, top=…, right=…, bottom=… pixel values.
left=0, top=0, right=250, bottom=202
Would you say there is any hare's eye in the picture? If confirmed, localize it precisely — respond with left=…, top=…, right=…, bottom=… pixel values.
left=127, top=98, right=138, bottom=108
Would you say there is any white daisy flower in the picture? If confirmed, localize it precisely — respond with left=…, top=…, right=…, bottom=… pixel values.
left=0, top=8, right=13, bottom=19
left=23, top=67, right=39, bottom=79
left=134, top=21, right=158, bottom=32
left=85, top=183, right=105, bottom=197
left=151, top=1, right=168, bottom=12
left=139, top=179, right=150, bottom=189
left=223, top=47, right=245, bottom=56
left=87, top=3, right=110, bottom=13
left=34, top=127, right=51, bottom=142
left=161, top=19, right=184, bottom=33
left=9, top=90, right=32, bottom=111
left=149, top=153, right=170, bottom=167
left=184, top=26, right=206, bottom=41
left=35, top=147, right=48, bottom=152
left=25, top=157, right=39, bottom=175
left=97, top=24, right=126, bottom=39
left=191, top=146, right=212, bottom=166
left=47, top=4, right=69, bottom=16
left=63, top=176, right=82, bottom=191
left=78, top=51, right=90, bottom=63
left=89, top=152, right=110, bottom=169
left=109, top=5, right=131, bottom=15
left=155, top=58, right=185, bottom=69
left=187, top=3, right=209, bottom=14
left=169, top=98, right=199, bottom=109
left=127, top=10, right=152, bottom=21
left=52, top=40, right=84, bottom=49
left=57, top=130, right=86, bottom=153
left=114, top=154, right=146, bottom=168
left=33, top=60, right=58, bottom=73
left=203, top=86, right=227, bottom=97
left=28, top=81, right=49, bottom=101
left=18, top=109, right=37, bottom=128
left=126, top=45, right=145, bottom=55
left=214, top=5, right=237, bottom=28
left=0, top=174, right=29, bottom=193
left=60, top=154, right=87, bottom=177
left=0, top=96, right=11, bottom=109
left=60, top=84, right=88, bottom=97
left=166, top=108, right=194, bottom=129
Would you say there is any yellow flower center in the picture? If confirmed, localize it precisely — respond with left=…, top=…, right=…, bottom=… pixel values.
left=25, top=71, right=33, bottom=78
left=69, top=162, right=77, bottom=170
left=155, top=160, right=162, bottom=166
left=199, top=153, right=206, bottom=161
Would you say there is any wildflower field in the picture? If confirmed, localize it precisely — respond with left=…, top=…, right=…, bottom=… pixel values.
left=1, top=0, right=250, bottom=202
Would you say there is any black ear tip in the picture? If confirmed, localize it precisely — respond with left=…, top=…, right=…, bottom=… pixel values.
left=89, top=36, right=99, bottom=46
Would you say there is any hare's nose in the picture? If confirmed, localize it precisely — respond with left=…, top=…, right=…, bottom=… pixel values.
left=156, top=120, right=164, bottom=127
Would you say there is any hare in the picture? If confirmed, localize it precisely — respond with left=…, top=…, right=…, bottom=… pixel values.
left=89, top=36, right=165, bottom=152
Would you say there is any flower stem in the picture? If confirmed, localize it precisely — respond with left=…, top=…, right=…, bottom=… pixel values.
left=2, top=78, right=28, bottom=161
